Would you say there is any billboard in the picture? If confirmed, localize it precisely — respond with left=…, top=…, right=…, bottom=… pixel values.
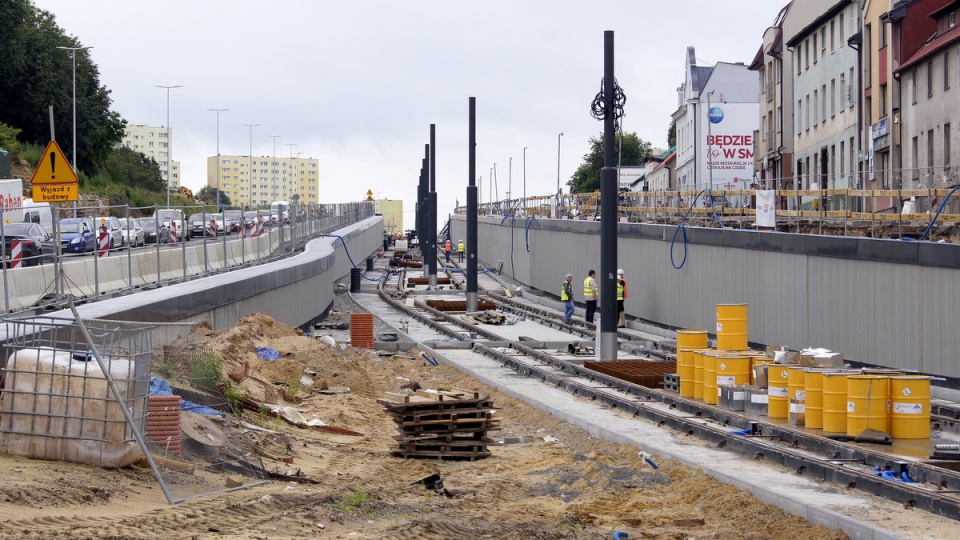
left=699, top=102, right=758, bottom=191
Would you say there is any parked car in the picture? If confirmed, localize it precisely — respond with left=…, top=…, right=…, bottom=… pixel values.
left=242, top=210, right=265, bottom=234
left=120, top=217, right=145, bottom=247
left=92, top=216, right=124, bottom=248
left=187, top=212, right=225, bottom=238
left=222, top=209, right=244, bottom=234
left=59, top=217, right=97, bottom=253
left=137, top=218, right=170, bottom=244
left=1, top=222, right=55, bottom=266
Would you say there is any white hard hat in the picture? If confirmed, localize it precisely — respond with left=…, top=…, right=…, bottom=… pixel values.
left=617, top=268, right=624, bottom=275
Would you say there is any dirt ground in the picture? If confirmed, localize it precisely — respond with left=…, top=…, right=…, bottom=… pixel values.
left=0, top=306, right=861, bottom=540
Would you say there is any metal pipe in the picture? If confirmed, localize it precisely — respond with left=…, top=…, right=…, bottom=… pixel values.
left=467, top=97, right=478, bottom=311
left=599, top=30, right=619, bottom=360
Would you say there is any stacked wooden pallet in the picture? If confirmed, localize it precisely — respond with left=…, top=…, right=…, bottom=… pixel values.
left=378, top=388, right=499, bottom=460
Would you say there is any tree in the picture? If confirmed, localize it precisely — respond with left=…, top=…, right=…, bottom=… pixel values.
left=0, top=123, right=22, bottom=155
left=568, top=132, right=653, bottom=193
left=100, top=146, right=164, bottom=192
left=196, top=186, right=231, bottom=207
left=0, top=0, right=125, bottom=174
left=667, top=120, right=676, bottom=149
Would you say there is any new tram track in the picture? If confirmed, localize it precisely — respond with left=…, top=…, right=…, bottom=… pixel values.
left=369, top=258, right=960, bottom=521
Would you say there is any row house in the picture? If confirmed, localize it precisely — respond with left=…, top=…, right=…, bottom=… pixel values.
left=672, top=47, right=760, bottom=198
left=787, top=0, right=860, bottom=210
left=891, top=0, right=960, bottom=194
left=751, top=0, right=959, bottom=212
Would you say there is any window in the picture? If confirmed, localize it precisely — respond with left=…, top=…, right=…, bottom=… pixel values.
left=928, top=130, right=935, bottom=173
left=945, top=124, right=952, bottom=168
left=831, top=79, right=836, bottom=117
left=830, top=20, right=835, bottom=51
left=805, top=95, right=811, bottom=130
left=822, top=84, right=827, bottom=122
left=864, top=24, right=872, bottom=86
left=950, top=11, right=955, bottom=27
left=821, top=27, right=826, bottom=55
left=911, top=71, right=918, bottom=104
left=880, top=24, right=887, bottom=49
left=946, top=52, right=951, bottom=90
left=796, top=43, right=802, bottom=75
left=840, top=140, right=845, bottom=176
left=850, top=68, right=856, bottom=107
left=813, top=90, right=819, bottom=125
left=805, top=39, right=810, bottom=69
left=928, top=61, right=934, bottom=97
left=840, top=12, right=845, bottom=43
left=813, top=34, right=818, bottom=64
left=880, top=84, right=887, bottom=117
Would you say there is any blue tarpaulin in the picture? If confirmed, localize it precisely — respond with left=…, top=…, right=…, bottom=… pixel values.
left=256, top=347, right=281, bottom=360
left=149, top=376, right=226, bottom=418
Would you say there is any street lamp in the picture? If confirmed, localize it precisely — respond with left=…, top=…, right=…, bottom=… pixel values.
left=285, top=143, right=298, bottom=201
left=557, top=132, right=563, bottom=195
left=523, top=146, right=528, bottom=211
left=243, top=123, right=260, bottom=207
left=56, top=46, right=93, bottom=171
left=157, top=85, right=182, bottom=207
left=209, top=108, right=229, bottom=209
left=267, top=134, right=282, bottom=201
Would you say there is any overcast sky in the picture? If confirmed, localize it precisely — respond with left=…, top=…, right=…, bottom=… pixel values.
left=33, top=0, right=782, bottom=229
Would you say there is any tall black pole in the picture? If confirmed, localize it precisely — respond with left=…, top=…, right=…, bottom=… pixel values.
left=467, top=97, right=478, bottom=311
left=599, top=31, right=619, bottom=360
left=420, top=146, right=428, bottom=253
left=428, top=124, right=438, bottom=287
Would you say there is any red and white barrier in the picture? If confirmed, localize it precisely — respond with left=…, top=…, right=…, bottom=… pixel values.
left=168, top=222, right=178, bottom=243
left=208, top=219, right=218, bottom=238
left=98, top=226, right=109, bottom=258
left=256, top=218, right=264, bottom=237
left=10, top=240, right=22, bottom=268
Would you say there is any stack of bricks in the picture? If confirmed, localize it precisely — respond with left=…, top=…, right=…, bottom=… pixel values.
left=145, top=395, right=181, bottom=455
left=350, top=313, right=375, bottom=349
left=378, top=388, right=499, bottom=461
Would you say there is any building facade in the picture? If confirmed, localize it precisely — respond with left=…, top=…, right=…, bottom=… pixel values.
left=895, top=0, right=960, bottom=191
left=207, top=154, right=320, bottom=207
left=120, top=124, right=180, bottom=190
left=750, top=3, right=795, bottom=190
left=673, top=47, right=760, bottom=197
left=376, top=199, right=404, bottom=236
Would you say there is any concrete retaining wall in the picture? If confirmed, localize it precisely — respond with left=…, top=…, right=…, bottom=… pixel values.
left=0, top=217, right=383, bottom=365
left=450, top=215, right=960, bottom=383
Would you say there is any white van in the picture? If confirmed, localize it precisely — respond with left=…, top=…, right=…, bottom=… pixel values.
left=22, top=199, right=54, bottom=235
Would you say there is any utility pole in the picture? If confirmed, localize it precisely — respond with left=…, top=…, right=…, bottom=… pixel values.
left=209, top=108, right=229, bottom=209
left=157, top=85, right=182, bottom=207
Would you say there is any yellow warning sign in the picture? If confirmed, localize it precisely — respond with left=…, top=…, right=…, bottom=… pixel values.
left=31, top=140, right=80, bottom=185
left=32, top=184, right=78, bottom=202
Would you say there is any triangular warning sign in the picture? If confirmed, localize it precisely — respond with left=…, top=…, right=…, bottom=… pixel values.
left=31, top=140, right=79, bottom=185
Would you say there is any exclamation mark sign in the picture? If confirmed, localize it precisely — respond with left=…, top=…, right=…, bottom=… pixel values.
left=50, top=151, right=56, bottom=181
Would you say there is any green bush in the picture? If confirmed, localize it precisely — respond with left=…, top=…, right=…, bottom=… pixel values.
left=188, top=352, right=223, bottom=389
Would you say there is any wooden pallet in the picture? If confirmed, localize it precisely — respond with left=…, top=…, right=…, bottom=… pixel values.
left=381, top=387, right=497, bottom=460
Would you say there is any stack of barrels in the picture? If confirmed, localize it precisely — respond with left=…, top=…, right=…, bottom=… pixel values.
left=675, top=303, right=931, bottom=440
left=677, top=304, right=766, bottom=408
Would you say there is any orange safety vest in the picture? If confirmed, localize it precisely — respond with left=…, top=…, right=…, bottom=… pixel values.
left=444, top=241, right=451, bottom=252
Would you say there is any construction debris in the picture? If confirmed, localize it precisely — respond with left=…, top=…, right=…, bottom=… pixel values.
left=378, top=388, right=499, bottom=460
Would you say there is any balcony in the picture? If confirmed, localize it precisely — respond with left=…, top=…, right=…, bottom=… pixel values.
left=766, top=81, right=775, bottom=103
left=765, top=131, right=775, bottom=151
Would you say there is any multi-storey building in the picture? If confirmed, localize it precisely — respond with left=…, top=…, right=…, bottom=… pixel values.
left=206, top=154, right=320, bottom=207
left=894, top=0, right=960, bottom=191
left=786, top=0, right=860, bottom=211
left=750, top=3, right=795, bottom=191
left=672, top=47, right=759, bottom=196
left=120, top=124, right=180, bottom=190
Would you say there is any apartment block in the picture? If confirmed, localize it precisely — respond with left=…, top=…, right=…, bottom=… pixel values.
left=207, top=154, right=320, bottom=207
left=120, top=124, right=181, bottom=190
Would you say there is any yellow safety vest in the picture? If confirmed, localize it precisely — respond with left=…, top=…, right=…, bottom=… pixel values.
left=457, top=242, right=465, bottom=253
left=583, top=277, right=596, bottom=299
left=616, top=280, right=624, bottom=301
left=561, top=281, right=572, bottom=301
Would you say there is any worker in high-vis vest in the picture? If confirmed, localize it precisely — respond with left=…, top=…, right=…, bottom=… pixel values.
left=583, top=270, right=598, bottom=323
left=561, top=273, right=575, bottom=324
left=616, top=269, right=626, bottom=328
left=457, top=240, right=465, bottom=262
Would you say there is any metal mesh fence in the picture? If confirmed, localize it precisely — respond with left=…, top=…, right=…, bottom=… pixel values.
left=0, top=318, right=269, bottom=503
left=144, top=346, right=270, bottom=503
left=0, top=316, right=153, bottom=468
